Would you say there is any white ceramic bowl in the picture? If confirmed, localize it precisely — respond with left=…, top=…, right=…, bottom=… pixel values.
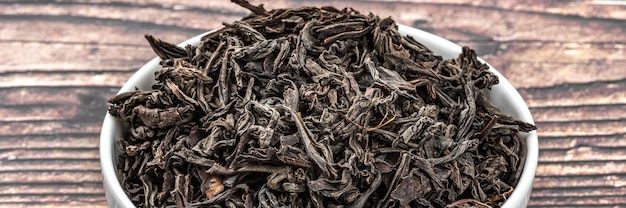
left=100, top=25, right=538, bottom=208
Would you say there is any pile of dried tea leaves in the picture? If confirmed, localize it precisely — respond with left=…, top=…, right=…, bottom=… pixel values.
left=108, top=0, right=536, bottom=207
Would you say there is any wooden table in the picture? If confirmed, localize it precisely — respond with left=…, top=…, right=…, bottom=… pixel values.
left=2, top=0, right=625, bottom=207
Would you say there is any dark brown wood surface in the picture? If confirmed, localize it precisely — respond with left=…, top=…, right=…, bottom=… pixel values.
left=1, top=0, right=625, bottom=207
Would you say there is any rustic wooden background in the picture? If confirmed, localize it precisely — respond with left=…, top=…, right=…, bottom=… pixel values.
left=1, top=0, right=625, bottom=207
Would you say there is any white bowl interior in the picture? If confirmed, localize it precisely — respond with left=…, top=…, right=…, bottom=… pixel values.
left=100, top=25, right=538, bottom=208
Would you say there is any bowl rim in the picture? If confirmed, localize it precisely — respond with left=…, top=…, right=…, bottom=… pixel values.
left=100, top=25, right=538, bottom=208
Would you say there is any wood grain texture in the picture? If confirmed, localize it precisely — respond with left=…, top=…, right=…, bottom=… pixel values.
left=1, top=0, right=625, bottom=207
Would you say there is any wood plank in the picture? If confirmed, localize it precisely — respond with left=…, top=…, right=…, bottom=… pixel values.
left=0, top=195, right=106, bottom=206
left=0, top=121, right=102, bottom=136
left=528, top=196, right=626, bottom=207
left=518, top=80, right=626, bottom=107
left=0, top=104, right=81, bottom=122
left=533, top=175, right=626, bottom=189
left=0, top=21, right=198, bottom=71
left=0, top=134, right=99, bottom=150
left=0, top=172, right=102, bottom=184
left=530, top=104, right=626, bottom=122
left=498, top=0, right=626, bottom=20
left=0, top=42, right=153, bottom=72
left=536, top=161, right=626, bottom=176
left=531, top=186, right=626, bottom=198
left=0, top=87, right=115, bottom=106
left=0, top=184, right=104, bottom=195
left=0, top=149, right=99, bottom=161
left=537, top=120, right=626, bottom=137
left=484, top=43, right=626, bottom=88
left=538, top=134, right=626, bottom=150
left=0, top=160, right=100, bottom=172
left=0, top=88, right=85, bottom=105
left=539, top=147, right=626, bottom=162
left=0, top=71, right=134, bottom=88
left=0, top=21, right=188, bottom=47
left=0, top=3, right=240, bottom=31
left=0, top=87, right=115, bottom=123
